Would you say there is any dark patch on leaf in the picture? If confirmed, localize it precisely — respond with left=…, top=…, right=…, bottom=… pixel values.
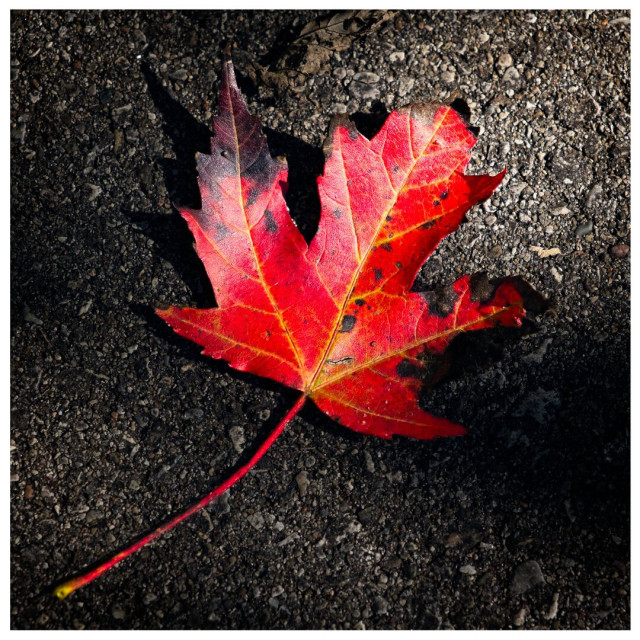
left=419, top=283, right=459, bottom=318
left=246, top=187, right=259, bottom=207
left=215, top=222, right=231, bottom=240
left=374, top=268, right=383, bottom=281
left=386, top=215, right=393, bottom=222
left=469, top=272, right=497, bottom=304
left=339, top=315, right=357, bottom=333
left=440, top=190, right=449, bottom=200
left=264, top=209, right=278, bottom=234
left=396, top=358, right=422, bottom=379
left=354, top=299, right=365, bottom=307
left=381, top=242, right=392, bottom=252
left=421, top=220, right=435, bottom=230
left=332, top=208, right=343, bottom=219
left=433, top=199, right=440, bottom=207
left=242, top=148, right=272, bottom=182
left=395, top=261, right=402, bottom=269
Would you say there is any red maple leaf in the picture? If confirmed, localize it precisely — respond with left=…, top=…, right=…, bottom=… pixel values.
left=54, top=59, right=544, bottom=599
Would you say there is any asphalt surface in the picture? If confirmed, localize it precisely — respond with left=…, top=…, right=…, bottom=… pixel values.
left=11, top=9, right=630, bottom=629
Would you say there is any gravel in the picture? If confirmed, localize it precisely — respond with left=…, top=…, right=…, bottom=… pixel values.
left=11, top=9, right=629, bottom=630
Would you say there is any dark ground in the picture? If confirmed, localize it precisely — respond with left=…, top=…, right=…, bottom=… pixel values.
left=10, top=9, right=630, bottom=630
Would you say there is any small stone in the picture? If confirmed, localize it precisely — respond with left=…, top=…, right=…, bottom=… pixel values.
left=247, top=512, right=264, bottom=531
left=397, top=76, right=415, bottom=97
left=550, top=206, right=571, bottom=216
left=550, top=266, right=563, bottom=283
left=584, top=183, right=603, bottom=208
left=364, top=450, right=375, bottom=473
left=296, top=470, right=309, bottom=496
left=78, top=300, right=93, bottom=316
left=544, top=592, right=560, bottom=620
left=444, top=532, right=462, bottom=548
left=575, top=220, right=593, bottom=237
left=345, top=520, right=362, bottom=534
left=349, top=80, right=380, bottom=100
left=353, top=71, right=380, bottom=84
left=229, top=426, right=245, bottom=453
left=610, top=244, right=629, bottom=258
left=524, top=13, right=537, bottom=23
left=169, top=69, right=188, bottom=81
left=503, top=67, right=520, bottom=83
left=114, top=129, right=124, bottom=153
left=25, top=484, right=34, bottom=499
left=86, top=183, right=102, bottom=202
left=510, top=560, right=545, bottom=596
left=23, top=304, right=43, bottom=325
left=111, top=603, right=126, bottom=620
left=389, top=51, right=405, bottom=64
left=85, top=509, right=104, bottom=525
left=374, top=596, right=389, bottom=616
left=460, top=564, right=477, bottom=575
left=514, top=607, right=527, bottom=626
left=485, top=215, right=497, bottom=226
left=441, top=70, right=456, bottom=84
left=497, top=53, right=513, bottom=68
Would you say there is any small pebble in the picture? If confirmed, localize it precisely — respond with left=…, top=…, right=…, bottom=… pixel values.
left=576, top=221, right=593, bottom=237
left=374, top=596, right=389, bottom=616
left=86, top=184, right=102, bottom=202
left=510, top=560, right=545, bottom=596
left=229, top=426, right=245, bottom=453
left=353, top=71, right=380, bottom=84
left=460, top=564, right=477, bottom=575
left=441, top=70, right=456, bottom=84
left=610, top=244, right=629, bottom=258
left=503, top=67, right=520, bottom=83
left=497, top=53, right=513, bottom=68
left=514, top=607, right=527, bottom=626
left=545, top=592, right=560, bottom=620
left=584, top=183, right=603, bottom=208
left=169, top=69, right=188, bottom=81
left=23, top=304, right=43, bottom=325
left=85, top=509, right=104, bottom=525
left=247, top=512, right=264, bottom=530
left=364, top=450, right=375, bottom=473
left=111, top=603, right=126, bottom=620
left=296, top=470, right=309, bottom=496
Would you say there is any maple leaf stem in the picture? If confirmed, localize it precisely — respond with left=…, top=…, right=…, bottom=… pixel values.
left=53, top=393, right=307, bottom=600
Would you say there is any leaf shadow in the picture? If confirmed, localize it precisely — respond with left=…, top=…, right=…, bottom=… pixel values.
left=140, top=61, right=211, bottom=209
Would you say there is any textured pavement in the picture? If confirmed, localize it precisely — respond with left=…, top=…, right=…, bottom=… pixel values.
left=11, top=10, right=630, bottom=629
